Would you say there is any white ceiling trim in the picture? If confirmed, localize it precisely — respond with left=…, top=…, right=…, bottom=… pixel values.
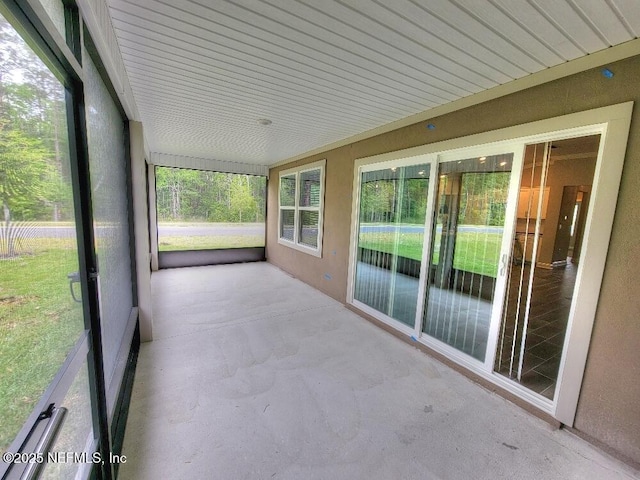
left=271, top=37, right=640, bottom=169
left=151, top=152, right=269, bottom=177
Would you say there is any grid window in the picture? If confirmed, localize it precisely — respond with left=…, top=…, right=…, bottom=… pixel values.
left=278, top=160, right=325, bottom=256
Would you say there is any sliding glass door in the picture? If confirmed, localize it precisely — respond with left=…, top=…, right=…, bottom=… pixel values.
left=494, top=136, right=600, bottom=400
left=0, top=9, right=96, bottom=479
left=422, top=152, right=515, bottom=362
left=352, top=162, right=431, bottom=328
left=350, top=146, right=521, bottom=365
left=349, top=106, right=631, bottom=422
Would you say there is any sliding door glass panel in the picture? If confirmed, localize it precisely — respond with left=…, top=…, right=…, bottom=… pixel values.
left=423, top=154, right=513, bottom=361
left=495, top=136, right=599, bottom=399
left=354, top=164, right=430, bottom=327
left=0, top=13, right=85, bottom=450
left=83, top=48, right=133, bottom=419
left=155, top=167, right=267, bottom=250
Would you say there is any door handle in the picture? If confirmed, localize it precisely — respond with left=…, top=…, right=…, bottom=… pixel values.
left=20, top=406, right=67, bottom=480
left=499, top=253, right=508, bottom=277
left=66, top=272, right=82, bottom=303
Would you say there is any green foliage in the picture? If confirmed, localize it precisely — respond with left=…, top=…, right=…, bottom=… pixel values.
left=229, top=175, right=258, bottom=222
left=279, top=174, right=295, bottom=206
left=155, top=166, right=266, bottom=223
left=0, top=15, right=83, bottom=450
left=0, top=125, right=50, bottom=219
left=458, top=172, right=510, bottom=226
left=359, top=174, right=429, bottom=225
left=0, top=15, right=72, bottom=226
left=360, top=180, right=394, bottom=223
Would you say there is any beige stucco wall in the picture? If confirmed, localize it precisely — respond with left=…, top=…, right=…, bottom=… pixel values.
left=267, top=55, right=640, bottom=465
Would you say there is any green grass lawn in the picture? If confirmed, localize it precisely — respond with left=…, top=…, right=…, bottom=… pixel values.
left=0, top=239, right=84, bottom=451
left=359, top=227, right=502, bottom=278
left=157, top=222, right=265, bottom=251
left=158, top=234, right=265, bottom=251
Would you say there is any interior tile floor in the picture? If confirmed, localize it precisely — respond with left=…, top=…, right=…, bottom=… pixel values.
left=496, top=263, right=578, bottom=399
left=119, top=262, right=639, bottom=480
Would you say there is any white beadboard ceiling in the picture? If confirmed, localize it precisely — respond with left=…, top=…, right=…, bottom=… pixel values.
left=105, top=0, right=640, bottom=167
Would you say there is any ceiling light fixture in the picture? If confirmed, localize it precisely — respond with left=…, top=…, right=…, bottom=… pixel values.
left=257, top=118, right=272, bottom=125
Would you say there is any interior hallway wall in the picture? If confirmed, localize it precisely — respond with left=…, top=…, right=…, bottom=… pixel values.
left=536, top=156, right=597, bottom=266
left=267, top=54, right=640, bottom=465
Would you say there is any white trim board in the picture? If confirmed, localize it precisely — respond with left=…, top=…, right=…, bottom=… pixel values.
left=151, top=152, right=269, bottom=177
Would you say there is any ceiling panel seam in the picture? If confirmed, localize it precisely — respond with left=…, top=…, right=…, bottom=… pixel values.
left=487, top=0, right=569, bottom=62
left=128, top=85, right=382, bottom=134
left=117, top=39, right=420, bottom=112
left=607, top=0, right=637, bottom=37
left=111, top=17, right=444, bottom=107
left=302, top=0, right=518, bottom=82
left=448, top=0, right=549, bottom=68
left=119, top=53, right=410, bottom=119
left=193, top=0, right=486, bottom=93
left=360, top=0, right=529, bottom=77
left=526, top=0, right=589, bottom=55
left=400, top=0, right=536, bottom=73
left=119, top=52, right=412, bottom=119
left=110, top=2, right=466, bottom=102
left=126, top=74, right=388, bottom=129
left=246, top=0, right=496, bottom=90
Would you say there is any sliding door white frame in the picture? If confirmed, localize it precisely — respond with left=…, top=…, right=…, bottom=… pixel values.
left=347, top=102, right=633, bottom=425
left=347, top=154, right=436, bottom=337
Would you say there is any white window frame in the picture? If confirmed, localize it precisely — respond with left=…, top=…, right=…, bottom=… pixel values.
left=278, top=159, right=326, bottom=257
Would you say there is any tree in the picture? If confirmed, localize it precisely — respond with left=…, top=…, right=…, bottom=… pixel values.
left=360, top=180, right=395, bottom=223
left=0, top=123, right=49, bottom=256
left=229, top=175, right=257, bottom=223
left=155, top=166, right=266, bottom=224
left=0, top=14, right=70, bottom=230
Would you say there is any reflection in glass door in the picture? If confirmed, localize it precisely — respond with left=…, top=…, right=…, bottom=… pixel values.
left=495, top=136, right=600, bottom=399
left=348, top=110, right=628, bottom=422
left=353, top=164, right=430, bottom=327
left=422, top=154, right=513, bottom=361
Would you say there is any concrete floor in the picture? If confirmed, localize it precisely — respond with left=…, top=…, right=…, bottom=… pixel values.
left=119, top=262, right=639, bottom=480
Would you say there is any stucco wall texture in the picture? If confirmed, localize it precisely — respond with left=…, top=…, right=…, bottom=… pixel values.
left=267, top=55, right=640, bottom=465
